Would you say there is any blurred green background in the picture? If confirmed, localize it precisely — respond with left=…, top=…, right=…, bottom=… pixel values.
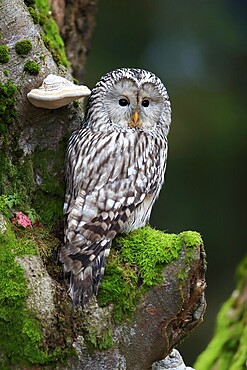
left=82, top=0, right=246, bottom=364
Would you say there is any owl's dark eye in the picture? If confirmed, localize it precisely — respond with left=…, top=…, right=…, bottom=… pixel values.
left=142, top=99, right=150, bottom=107
left=119, top=98, right=129, bottom=107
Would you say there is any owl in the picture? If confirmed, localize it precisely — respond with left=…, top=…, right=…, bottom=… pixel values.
left=60, top=68, right=171, bottom=306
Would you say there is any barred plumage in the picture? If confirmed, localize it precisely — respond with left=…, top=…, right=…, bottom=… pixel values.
left=60, top=68, right=171, bottom=306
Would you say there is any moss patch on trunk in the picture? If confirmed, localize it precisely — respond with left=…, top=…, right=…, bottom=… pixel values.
left=0, top=221, right=61, bottom=368
left=25, top=0, right=68, bottom=66
left=0, top=80, right=16, bottom=134
left=0, top=144, right=65, bottom=227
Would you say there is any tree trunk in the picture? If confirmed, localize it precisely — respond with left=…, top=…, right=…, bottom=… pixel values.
left=0, top=0, right=89, bottom=224
left=0, top=1, right=206, bottom=369
left=50, top=0, right=97, bottom=81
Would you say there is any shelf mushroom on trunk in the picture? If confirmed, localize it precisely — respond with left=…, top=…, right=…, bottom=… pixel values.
left=27, top=74, right=91, bottom=109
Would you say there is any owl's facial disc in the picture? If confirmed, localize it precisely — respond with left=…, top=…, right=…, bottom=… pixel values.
left=104, top=78, right=164, bottom=130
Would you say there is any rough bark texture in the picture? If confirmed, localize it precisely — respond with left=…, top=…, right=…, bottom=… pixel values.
left=50, top=0, right=97, bottom=81
left=0, top=2, right=206, bottom=369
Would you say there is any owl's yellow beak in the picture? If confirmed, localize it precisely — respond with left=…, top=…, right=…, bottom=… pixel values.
left=133, top=111, right=139, bottom=124
left=128, top=111, right=140, bottom=128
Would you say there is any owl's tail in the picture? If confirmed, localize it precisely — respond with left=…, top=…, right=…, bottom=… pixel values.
left=60, top=240, right=112, bottom=306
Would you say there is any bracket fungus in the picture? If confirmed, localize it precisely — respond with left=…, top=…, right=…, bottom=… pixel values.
left=27, top=74, right=91, bottom=109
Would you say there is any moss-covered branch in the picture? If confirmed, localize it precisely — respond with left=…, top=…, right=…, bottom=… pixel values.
left=194, top=255, right=247, bottom=370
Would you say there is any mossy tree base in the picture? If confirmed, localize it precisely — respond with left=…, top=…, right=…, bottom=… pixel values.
left=0, top=220, right=206, bottom=370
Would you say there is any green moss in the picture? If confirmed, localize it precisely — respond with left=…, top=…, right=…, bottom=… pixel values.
left=31, top=148, right=65, bottom=225
left=33, top=191, right=63, bottom=225
left=236, top=254, right=247, bottom=290
left=0, top=80, right=16, bottom=134
left=3, top=69, right=9, bottom=76
left=0, top=152, right=43, bottom=226
left=177, top=230, right=204, bottom=282
left=24, top=60, right=40, bottom=75
left=98, top=227, right=202, bottom=323
left=194, top=256, right=247, bottom=370
left=0, top=193, right=21, bottom=218
left=36, top=0, right=68, bottom=66
left=0, top=219, right=74, bottom=368
left=35, top=0, right=49, bottom=13
left=0, top=144, right=65, bottom=227
left=3, top=113, right=66, bottom=225
left=0, top=221, right=44, bottom=367
left=0, top=45, right=10, bottom=63
left=0, top=152, right=37, bottom=215
left=14, top=40, right=32, bottom=57
left=24, top=0, right=36, bottom=6
left=26, top=0, right=68, bottom=67
left=85, top=329, right=113, bottom=351
left=28, top=6, right=39, bottom=23
left=99, top=329, right=113, bottom=350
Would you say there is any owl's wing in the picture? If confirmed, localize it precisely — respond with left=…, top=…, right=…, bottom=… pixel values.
left=61, top=128, right=166, bottom=305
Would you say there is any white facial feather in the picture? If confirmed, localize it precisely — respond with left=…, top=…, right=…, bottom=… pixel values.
left=103, top=78, right=165, bottom=130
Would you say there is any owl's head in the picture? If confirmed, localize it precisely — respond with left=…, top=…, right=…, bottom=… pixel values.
left=85, top=68, right=171, bottom=135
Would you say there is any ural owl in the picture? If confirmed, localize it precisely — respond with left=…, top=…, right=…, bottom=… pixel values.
left=60, top=68, right=171, bottom=306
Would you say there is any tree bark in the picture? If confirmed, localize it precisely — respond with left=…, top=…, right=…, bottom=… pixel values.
left=50, top=0, right=97, bottom=81
left=0, top=0, right=97, bottom=225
